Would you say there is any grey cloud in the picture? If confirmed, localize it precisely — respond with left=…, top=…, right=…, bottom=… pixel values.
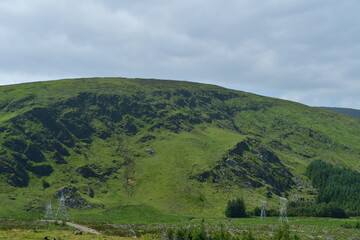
left=0, top=0, right=359, bottom=108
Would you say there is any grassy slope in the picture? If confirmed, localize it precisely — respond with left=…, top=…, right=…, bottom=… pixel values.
left=0, top=78, right=360, bottom=221
left=318, top=107, right=360, bottom=119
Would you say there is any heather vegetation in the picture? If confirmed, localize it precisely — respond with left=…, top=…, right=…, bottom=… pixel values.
left=0, top=78, right=360, bottom=239
left=318, top=107, right=360, bottom=119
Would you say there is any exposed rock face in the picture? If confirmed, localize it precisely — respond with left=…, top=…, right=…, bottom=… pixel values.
left=3, top=139, right=46, bottom=163
left=55, top=187, right=93, bottom=209
left=145, top=149, right=156, bottom=155
left=78, top=186, right=95, bottom=198
left=0, top=151, right=29, bottom=187
left=76, top=166, right=101, bottom=179
left=75, top=163, right=124, bottom=182
left=23, top=199, right=46, bottom=212
left=26, top=163, right=53, bottom=177
left=0, top=88, right=246, bottom=187
left=53, top=152, right=68, bottom=164
left=191, top=138, right=294, bottom=196
left=138, top=135, right=156, bottom=143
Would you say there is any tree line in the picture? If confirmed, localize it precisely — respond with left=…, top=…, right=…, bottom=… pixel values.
left=225, top=159, right=360, bottom=219
left=306, top=159, right=360, bottom=215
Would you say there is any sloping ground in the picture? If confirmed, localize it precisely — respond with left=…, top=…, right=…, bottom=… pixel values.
left=0, top=78, right=359, bottom=218
left=318, top=107, right=360, bottom=119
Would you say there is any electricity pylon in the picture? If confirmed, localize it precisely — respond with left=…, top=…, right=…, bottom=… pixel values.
left=260, top=200, right=267, bottom=220
left=44, top=201, right=54, bottom=220
left=279, top=197, right=288, bottom=223
left=55, top=193, right=69, bottom=220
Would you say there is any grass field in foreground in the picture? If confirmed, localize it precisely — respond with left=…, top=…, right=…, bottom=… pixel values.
left=79, top=215, right=360, bottom=239
left=74, top=216, right=360, bottom=240
left=192, top=216, right=360, bottom=227
left=0, top=230, right=133, bottom=240
left=0, top=219, right=133, bottom=239
left=1, top=217, right=359, bottom=240
left=71, top=205, right=360, bottom=227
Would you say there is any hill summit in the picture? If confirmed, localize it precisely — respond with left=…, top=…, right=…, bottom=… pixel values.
left=0, top=78, right=359, bottom=218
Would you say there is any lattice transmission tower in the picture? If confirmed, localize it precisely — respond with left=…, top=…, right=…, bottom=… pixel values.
left=44, top=201, right=54, bottom=220
left=55, top=193, right=69, bottom=220
left=260, top=200, right=267, bottom=220
left=279, top=197, right=288, bottom=223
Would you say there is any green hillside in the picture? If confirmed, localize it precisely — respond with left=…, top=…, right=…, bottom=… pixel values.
left=318, top=107, right=360, bottom=119
left=0, top=78, right=359, bottom=221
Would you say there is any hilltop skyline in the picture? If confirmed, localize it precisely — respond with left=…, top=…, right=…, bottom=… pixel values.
left=0, top=0, right=359, bottom=109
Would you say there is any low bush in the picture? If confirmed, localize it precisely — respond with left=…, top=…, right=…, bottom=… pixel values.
left=272, top=225, right=301, bottom=240
left=341, top=221, right=360, bottom=229
left=225, top=198, right=247, bottom=218
left=288, top=201, right=348, bottom=218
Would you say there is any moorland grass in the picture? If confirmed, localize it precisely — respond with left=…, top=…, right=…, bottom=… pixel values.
left=1, top=78, right=360, bottom=221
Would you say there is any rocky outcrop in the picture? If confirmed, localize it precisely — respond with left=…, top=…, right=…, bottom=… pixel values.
left=0, top=153, right=30, bottom=187
left=26, top=163, right=53, bottom=177
left=76, top=166, right=101, bottom=179
left=76, top=163, right=124, bottom=181
left=0, top=88, right=248, bottom=188
left=191, top=138, right=294, bottom=196
left=55, top=187, right=94, bottom=209
left=23, top=199, right=45, bottom=212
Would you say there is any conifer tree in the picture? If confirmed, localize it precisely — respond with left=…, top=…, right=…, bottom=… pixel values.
left=225, top=198, right=247, bottom=218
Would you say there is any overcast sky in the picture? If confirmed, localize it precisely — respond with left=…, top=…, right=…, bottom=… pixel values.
left=0, top=0, right=359, bottom=108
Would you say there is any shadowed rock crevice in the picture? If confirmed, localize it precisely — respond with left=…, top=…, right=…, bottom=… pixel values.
left=0, top=152, right=30, bottom=187
left=76, top=166, right=101, bottom=179
left=26, top=163, right=53, bottom=177
left=191, top=138, right=294, bottom=196
left=76, top=162, right=126, bottom=181
left=55, top=187, right=96, bottom=209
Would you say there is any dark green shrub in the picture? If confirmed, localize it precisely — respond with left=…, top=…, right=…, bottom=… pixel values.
left=316, top=203, right=348, bottom=218
left=211, top=225, right=232, bottom=240
left=253, top=206, right=261, bottom=216
left=190, top=228, right=206, bottom=240
left=341, top=222, right=353, bottom=229
left=241, top=231, right=256, bottom=240
left=225, top=198, right=247, bottom=218
left=329, top=206, right=348, bottom=218
left=341, top=221, right=360, bottom=229
left=272, top=225, right=303, bottom=240
left=288, top=200, right=348, bottom=218
left=272, top=224, right=290, bottom=240
left=175, top=228, right=189, bottom=240
left=267, top=209, right=279, bottom=217
left=41, top=179, right=50, bottom=189
left=166, top=228, right=174, bottom=240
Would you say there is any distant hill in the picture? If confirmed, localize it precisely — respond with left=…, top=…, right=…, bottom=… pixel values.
left=0, top=78, right=360, bottom=220
left=318, top=107, right=360, bottom=119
